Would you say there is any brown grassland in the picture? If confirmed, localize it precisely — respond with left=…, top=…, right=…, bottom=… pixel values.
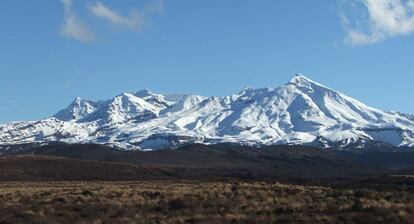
left=0, top=180, right=413, bottom=224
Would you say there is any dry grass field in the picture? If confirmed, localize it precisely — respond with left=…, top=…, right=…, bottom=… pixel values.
left=0, top=181, right=413, bottom=224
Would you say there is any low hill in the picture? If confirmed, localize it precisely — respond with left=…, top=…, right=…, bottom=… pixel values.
left=0, top=156, right=175, bottom=181
left=0, top=143, right=384, bottom=181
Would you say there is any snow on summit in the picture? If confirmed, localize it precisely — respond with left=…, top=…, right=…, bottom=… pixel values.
left=1, top=74, right=414, bottom=150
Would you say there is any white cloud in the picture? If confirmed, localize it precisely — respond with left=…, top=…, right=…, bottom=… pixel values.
left=343, top=0, right=414, bottom=46
left=144, top=0, right=164, bottom=14
left=60, top=0, right=94, bottom=42
left=59, top=0, right=163, bottom=42
left=89, top=1, right=145, bottom=31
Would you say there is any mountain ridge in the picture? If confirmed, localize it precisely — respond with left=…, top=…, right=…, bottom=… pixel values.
left=1, top=74, right=413, bottom=150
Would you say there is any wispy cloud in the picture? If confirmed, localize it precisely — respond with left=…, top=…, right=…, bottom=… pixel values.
left=144, top=0, right=164, bottom=14
left=342, top=0, right=414, bottom=46
left=60, top=0, right=94, bottom=42
left=89, top=1, right=145, bottom=31
left=60, top=0, right=163, bottom=42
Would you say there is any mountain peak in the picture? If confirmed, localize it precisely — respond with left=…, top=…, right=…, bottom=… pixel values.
left=72, top=96, right=83, bottom=105
left=290, top=73, right=316, bottom=85
left=135, top=89, right=155, bottom=98
left=288, top=73, right=332, bottom=92
left=117, top=92, right=136, bottom=98
left=53, top=97, right=97, bottom=121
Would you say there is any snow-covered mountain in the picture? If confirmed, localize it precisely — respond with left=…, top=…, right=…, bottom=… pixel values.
left=1, top=74, right=414, bottom=150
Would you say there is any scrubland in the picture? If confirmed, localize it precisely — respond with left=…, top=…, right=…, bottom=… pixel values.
left=0, top=181, right=413, bottom=224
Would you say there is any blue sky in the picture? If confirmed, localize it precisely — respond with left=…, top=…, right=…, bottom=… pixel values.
left=0, top=0, right=414, bottom=123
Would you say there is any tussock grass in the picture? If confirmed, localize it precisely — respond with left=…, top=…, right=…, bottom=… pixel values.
left=0, top=181, right=413, bottom=224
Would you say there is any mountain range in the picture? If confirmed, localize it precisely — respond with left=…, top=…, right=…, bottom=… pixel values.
left=1, top=74, right=414, bottom=151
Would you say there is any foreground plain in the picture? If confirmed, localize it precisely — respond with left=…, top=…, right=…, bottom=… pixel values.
left=1, top=144, right=414, bottom=223
left=0, top=180, right=413, bottom=224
